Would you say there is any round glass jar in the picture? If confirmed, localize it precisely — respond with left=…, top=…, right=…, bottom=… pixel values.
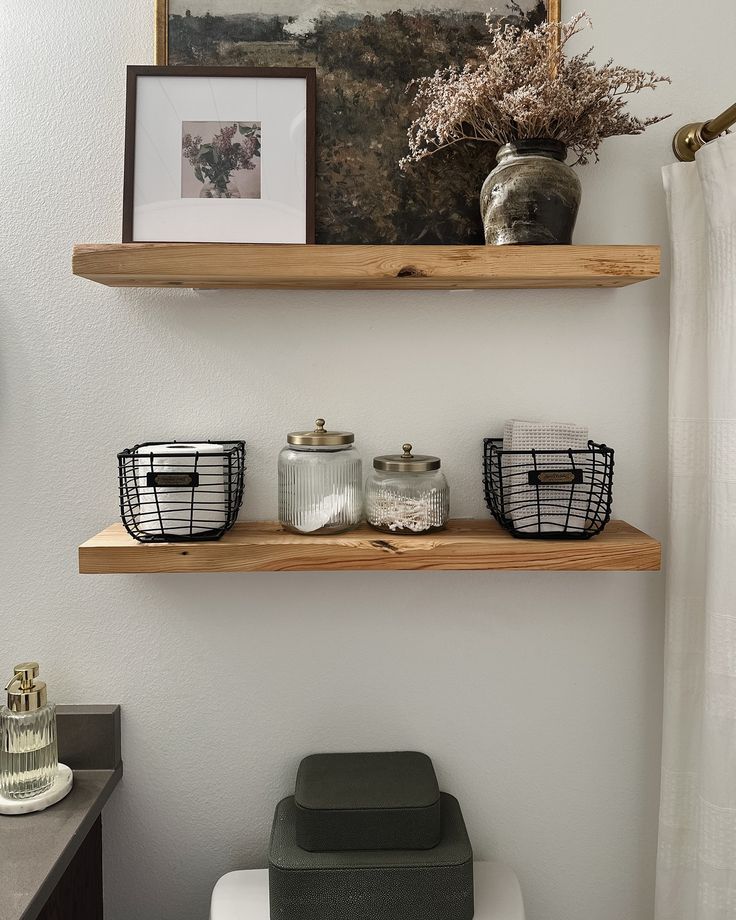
left=366, top=444, right=449, bottom=534
left=278, top=419, right=362, bottom=534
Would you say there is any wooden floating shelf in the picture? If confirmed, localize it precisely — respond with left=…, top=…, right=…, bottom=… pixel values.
left=72, top=243, right=660, bottom=290
left=79, top=520, right=661, bottom=574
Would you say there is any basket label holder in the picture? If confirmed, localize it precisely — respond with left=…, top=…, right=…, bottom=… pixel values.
left=527, top=469, right=584, bottom=486
left=146, top=471, right=200, bottom=488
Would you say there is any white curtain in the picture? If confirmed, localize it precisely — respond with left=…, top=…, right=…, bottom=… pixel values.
left=656, top=133, right=736, bottom=920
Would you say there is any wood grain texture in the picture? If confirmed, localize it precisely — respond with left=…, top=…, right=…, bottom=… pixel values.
left=72, top=243, right=660, bottom=290
left=78, top=520, right=661, bottom=573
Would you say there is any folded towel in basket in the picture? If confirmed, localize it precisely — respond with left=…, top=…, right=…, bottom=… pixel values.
left=502, top=420, right=590, bottom=533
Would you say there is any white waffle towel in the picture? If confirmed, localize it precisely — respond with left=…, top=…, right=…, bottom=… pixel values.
left=502, top=420, right=589, bottom=533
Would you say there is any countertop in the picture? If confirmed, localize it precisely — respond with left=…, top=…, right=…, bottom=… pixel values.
left=0, top=705, right=122, bottom=920
left=0, top=767, right=122, bottom=920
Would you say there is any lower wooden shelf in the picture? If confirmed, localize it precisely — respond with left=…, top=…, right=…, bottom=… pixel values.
left=78, top=519, right=660, bottom=573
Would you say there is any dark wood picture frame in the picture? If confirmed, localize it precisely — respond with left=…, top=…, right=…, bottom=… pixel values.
left=122, top=65, right=317, bottom=243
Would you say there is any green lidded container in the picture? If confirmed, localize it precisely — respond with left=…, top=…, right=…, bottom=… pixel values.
left=268, top=793, right=474, bottom=920
left=294, top=751, right=441, bottom=852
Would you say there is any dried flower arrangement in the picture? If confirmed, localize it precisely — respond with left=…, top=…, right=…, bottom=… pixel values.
left=401, top=12, right=670, bottom=168
left=182, top=122, right=261, bottom=198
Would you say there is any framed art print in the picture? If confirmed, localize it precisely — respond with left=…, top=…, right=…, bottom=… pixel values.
left=123, top=66, right=316, bottom=242
left=154, top=1, right=559, bottom=245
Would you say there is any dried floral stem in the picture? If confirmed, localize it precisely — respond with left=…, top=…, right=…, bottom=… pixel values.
left=401, top=12, right=671, bottom=167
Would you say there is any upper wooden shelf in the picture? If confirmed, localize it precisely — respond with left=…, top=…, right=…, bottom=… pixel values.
left=72, top=243, right=660, bottom=290
left=78, top=519, right=661, bottom=574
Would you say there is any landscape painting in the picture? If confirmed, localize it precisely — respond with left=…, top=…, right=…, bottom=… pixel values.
left=162, top=1, right=552, bottom=243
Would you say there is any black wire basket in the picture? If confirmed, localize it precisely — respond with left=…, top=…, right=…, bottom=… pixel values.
left=483, top=438, right=614, bottom=540
left=118, top=441, right=245, bottom=543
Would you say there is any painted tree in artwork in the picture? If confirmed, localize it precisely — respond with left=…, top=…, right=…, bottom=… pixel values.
left=295, top=11, right=497, bottom=242
left=506, top=0, right=548, bottom=27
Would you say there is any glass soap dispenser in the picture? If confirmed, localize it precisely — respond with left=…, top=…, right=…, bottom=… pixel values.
left=0, top=663, right=58, bottom=799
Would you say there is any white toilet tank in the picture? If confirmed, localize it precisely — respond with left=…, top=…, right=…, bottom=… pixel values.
left=210, top=860, right=525, bottom=920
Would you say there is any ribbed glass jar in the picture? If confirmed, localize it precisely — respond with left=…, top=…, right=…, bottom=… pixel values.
left=279, top=420, right=362, bottom=534
left=366, top=469, right=448, bottom=534
left=0, top=703, right=58, bottom=799
left=366, top=444, right=449, bottom=534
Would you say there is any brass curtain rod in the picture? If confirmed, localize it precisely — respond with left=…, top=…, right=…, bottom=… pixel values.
left=673, top=101, right=736, bottom=161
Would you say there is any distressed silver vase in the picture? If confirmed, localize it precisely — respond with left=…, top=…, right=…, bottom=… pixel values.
left=480, top=139, right=581, bottom=245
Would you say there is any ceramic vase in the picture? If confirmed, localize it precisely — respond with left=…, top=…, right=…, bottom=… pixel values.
left=480, top=139, right=581, bottom=245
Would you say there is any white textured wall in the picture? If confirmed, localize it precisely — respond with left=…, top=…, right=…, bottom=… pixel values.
left=3, top=1, right=730, bottom=918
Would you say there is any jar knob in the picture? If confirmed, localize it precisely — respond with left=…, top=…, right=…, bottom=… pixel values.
left=314, top=418, right=326, bottom=432
left=401, top=444, right=413, bottom=458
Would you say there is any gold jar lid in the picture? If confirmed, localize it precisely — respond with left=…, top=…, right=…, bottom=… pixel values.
left=373, top=444, right=441, bottom=473
left=5, top=662, right=47, bottom=712
left=287, top=418, right=354, bottom=447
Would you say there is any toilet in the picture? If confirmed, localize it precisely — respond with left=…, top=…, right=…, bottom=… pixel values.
left=210, top=860, right=525, bottom=919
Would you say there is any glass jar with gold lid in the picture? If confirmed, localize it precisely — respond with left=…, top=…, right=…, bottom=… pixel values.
left=278, top=418, right=362, bottom=534
left=366, top=444, right=449, bottom=534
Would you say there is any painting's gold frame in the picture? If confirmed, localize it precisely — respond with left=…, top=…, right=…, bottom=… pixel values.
left=155, top=0, right=561, bottom=64
left=155, top=0, right=167, bottom=64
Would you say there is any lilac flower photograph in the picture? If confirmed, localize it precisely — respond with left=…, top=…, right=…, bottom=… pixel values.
left=181, top=120, right=262, bottom=199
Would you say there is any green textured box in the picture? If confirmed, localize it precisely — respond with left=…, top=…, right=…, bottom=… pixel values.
left=269, top=793, right=474, bottom=920
left=294, top=751, right=440, bottom=851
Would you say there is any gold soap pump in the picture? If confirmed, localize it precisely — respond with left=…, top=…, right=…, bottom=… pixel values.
left=0, top=662, right=59, bottom=799
left=6, top=663, right=48, bottom=711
